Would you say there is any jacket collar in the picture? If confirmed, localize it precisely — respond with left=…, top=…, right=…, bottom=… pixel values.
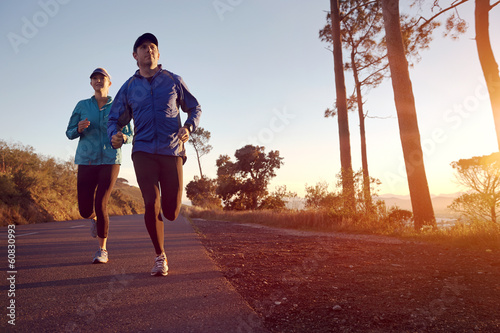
left=90, top=95, right=113, bottom=106
left=134, top=64, right=163, bottom=79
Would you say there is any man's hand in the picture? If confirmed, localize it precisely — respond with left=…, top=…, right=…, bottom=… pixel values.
left=111, top=131, right=126, bottom=149
left=77, top=118, right=90, bottom=133
left=178, top=127, right=190, bottom=143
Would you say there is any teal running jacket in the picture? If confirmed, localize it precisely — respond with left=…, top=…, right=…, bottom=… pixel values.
left=66, top=96, right=133, bottom=165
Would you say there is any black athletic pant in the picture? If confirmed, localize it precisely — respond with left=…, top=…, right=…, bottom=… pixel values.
left=132, top=152, right=183, bottom=255
left=77, top=164, right=120, bottom=239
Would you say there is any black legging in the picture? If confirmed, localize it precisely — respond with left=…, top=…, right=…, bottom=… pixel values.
left=77, top=164, right=120, bottom=238
left=132, top=152, right=183, bottom=255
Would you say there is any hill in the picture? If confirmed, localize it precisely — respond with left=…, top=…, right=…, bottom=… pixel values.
left=109, top=178, right=145, bottom=216
left=379, top=193, right=460, bottom=218
left=0, top=140, right=144, bottom=226
left=285, top=194, right=459, bottom=218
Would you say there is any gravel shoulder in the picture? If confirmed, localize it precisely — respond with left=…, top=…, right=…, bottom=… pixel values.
left=191, top=218, right=500, bottom=333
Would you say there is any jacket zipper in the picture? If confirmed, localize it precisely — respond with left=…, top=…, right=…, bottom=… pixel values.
left=99, top=102, right=104, bottom=164
left=150, top=71, right=162, bottom=155
left=150, top=83, right=157, bottom=154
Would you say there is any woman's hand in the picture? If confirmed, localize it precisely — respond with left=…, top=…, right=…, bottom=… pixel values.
left=77, top=118, right=90, bottom=133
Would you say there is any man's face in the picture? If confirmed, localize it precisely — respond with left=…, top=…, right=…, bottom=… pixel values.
left=133, top=41, right=160, bottom=68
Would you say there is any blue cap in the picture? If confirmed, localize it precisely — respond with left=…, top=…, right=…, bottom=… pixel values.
left=90, top=67, right=111, bottom=80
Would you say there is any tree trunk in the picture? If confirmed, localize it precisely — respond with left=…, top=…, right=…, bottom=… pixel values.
left=193, top=145, right=203, bottom=178
left=330, top=0, right=355, bottom=213
left=351, top=50, right=373, bottom=212
left=491, top=204, right=496, bottom=223
left=475, top=0, right=500, bottom=151
left=381, top=0, right=436, bottom=230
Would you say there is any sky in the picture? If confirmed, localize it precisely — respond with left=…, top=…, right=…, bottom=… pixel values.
left=0, top=0, right=499, bottom=202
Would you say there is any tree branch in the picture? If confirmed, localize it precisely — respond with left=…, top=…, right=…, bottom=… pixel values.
left=340, top=0, right=378, bottom=21
left=366, top=115, right=394, bottom=120
left=417, top=0, right=470, bottom=29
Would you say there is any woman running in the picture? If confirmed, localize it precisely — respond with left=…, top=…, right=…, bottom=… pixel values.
left=66, top=67, right=133, bottom=264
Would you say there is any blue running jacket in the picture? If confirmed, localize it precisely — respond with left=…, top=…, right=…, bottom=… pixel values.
left=107, top=66, right=202, bottom=158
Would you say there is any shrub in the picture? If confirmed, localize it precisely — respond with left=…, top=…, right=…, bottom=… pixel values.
left=0, top=140, right=144, bottom=225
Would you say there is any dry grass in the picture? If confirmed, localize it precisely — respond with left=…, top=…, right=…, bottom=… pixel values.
left=182, top=206, right=500, bottom=250
left=183, top=206, right=340, bottom=232
left=404, top=220, right=500, bottom=249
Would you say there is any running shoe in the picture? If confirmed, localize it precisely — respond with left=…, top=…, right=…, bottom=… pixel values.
left=92, top=249, right=108, bottom=264
left=151, top=253, right=168, bottom=276
left=90, top=218, right=97, bottom=238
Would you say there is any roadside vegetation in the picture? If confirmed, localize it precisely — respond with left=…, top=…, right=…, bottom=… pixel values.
left=183, top=205, right=500, bottom=250
left=184, top=143, right=500, bottom=250
left=0, top=140, right=144, bottom=226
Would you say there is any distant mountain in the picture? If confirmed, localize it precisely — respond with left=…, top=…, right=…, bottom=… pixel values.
left=284, top=193, right=461, bottom=218
left=379, top=193, right=462, bottom=218
left=379, top=193, right=411, bottom=200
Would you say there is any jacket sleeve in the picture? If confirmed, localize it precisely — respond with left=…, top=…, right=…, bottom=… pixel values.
left=66, top=101, right=83, bottom=140
left=176, top=75, right=202, bottom=132
left=122, top=122, right=134, bottom=144
left=108, top=79, right=133, bottom=147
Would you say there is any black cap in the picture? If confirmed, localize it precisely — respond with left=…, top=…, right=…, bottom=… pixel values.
left=133, top=33, right=158, bottom=53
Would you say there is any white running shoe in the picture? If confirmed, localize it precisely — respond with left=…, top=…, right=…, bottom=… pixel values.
left=92, top=249, right=108, bottom=264
left=151, top=253, right=168, bottom=276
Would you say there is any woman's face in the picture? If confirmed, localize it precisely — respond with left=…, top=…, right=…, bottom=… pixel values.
left=90, top=73, right=111, bottom=92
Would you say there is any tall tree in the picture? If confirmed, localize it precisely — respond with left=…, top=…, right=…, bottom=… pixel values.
left=320, top=0, right=437, bottom=213
left=417, top=0, right=500, bottom=149
left=321, top=1, right=387, bottom=212
left=475, top=0, right=500, bottom=150
left=216, top=145, right=284, bottom=210
left=188, top=127, right=213, bottom=178
left=330, top=0, right=356, bottom=213
left=381, top=0, right=436, bottom=230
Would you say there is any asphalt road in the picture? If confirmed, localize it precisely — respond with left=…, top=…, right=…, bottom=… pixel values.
left=1, top=214, right=268, bottom=333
